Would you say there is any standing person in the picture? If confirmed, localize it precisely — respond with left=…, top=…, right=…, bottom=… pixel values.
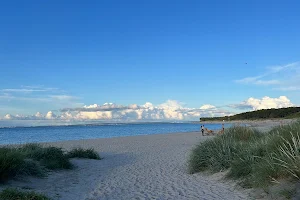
left=219, top=123, right=225, bottom=135
left=201, top=125, right=205, bottom=136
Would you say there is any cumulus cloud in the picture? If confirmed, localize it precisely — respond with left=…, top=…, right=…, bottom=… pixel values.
left=4, top=97, right=294, bottom=121
left=4, top=114, right=14, bottom=120
left=2, top=111, right=54, bottom=120
left=35, top=112, right=43, bottom=118
left=231, top=96, right=294, bottom=111
left=45, top=111, right=56, bottom=119
left=2, top=100, right=235, bottom=121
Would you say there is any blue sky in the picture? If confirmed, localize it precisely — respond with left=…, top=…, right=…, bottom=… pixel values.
left=0, top=0, right=299, bottom=121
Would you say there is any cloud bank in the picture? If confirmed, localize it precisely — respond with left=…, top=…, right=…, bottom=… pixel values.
left=1, top=96, right=295, bottom=121
left=2, top=100, right=232, bottom=121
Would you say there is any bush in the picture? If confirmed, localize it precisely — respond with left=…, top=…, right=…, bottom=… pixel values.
left=21, top=159, right=45, bottom=177
left=0, top=148, right=25, bottom=182
left=0, top=188, right=50, bottom=200
left=18, top=144, right=73, bottom=170
left=227, top=141, right=264, bottom=180
left=34, top=147, right=73, bottom=170
left=224, top=126, right=262, bottom=142
left=189, top=121, right=300, bottom=190
left=67, top=148, right=101, bottom=160
left=0, top=144, right=101, bottom=182
left=188, top=126, right=262, bottom=174
left=272, top=133, right=300, bottom=179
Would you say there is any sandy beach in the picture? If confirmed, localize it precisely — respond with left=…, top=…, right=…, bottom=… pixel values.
left=0, top=131, right=252, bottom=200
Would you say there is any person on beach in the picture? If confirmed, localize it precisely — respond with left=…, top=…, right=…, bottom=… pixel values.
left=218, top=124, right=225, bottom=135
left=201, top=125, right=205, bottom=136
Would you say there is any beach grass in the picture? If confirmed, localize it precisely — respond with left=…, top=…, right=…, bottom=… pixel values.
left=189, top=121, right=300, bottom=190
left=0, top=144, right=100, bottom=183
left=0, top=148, right=27, bottom=182
left=67, top=147, right=101, bottom=160
left=188, top=126, right=262, bottom=174
left=0, top=188, right=50, bottom=200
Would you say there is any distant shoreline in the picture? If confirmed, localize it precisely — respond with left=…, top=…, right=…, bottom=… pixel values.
left=0, top=121, right=198, bottom=129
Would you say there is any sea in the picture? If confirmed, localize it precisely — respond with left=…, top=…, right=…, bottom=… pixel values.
left=0, top=122, right=231, bottom=145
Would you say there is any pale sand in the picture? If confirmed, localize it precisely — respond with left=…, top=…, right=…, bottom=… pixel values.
left=0, top=132, right=251, bottom=200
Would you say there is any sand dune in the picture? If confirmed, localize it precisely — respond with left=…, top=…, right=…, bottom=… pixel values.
left=1, top=132, right=251, bottom=200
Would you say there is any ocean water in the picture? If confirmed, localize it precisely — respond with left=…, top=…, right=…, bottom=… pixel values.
left=0, top=123, right=231, bottom=145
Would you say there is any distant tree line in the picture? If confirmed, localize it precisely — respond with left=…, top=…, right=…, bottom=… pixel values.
left=200, top=107, right=300, bottom=121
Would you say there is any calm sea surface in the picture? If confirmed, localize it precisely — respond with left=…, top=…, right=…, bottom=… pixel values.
left=0, top=123, right=231, bottom=145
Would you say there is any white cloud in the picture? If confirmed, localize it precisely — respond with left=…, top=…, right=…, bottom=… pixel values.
left=275, top=86, right=300, bottom=91
left=1, top=89, right=47, bottom=92
left=200, top=104, right=216, bottom=110
left=4, top=96, right=294, bottom=122
left=4, top=114, right=14, bottom=120
left=235, top=77, right=280, bottom=85
left=74, top=111, right=113, bottom=120
left=267, top=62, right=299, bottom=73
left=157, top=100, right=183, bottom=110
left=45, top=111, right=56, bottom=120
left=1, top=86, right=58, bottom=93
left=0, top=86, right=83, bottom=113
left=235, top=61, right=299, bottom=88
left=143, top=102, right=154, bottom=109
left=254, top=80, right=280, bottom=85
left=49, top=95, right=77, bottom=101
left=67, top=100, right=233, bottom=121
left=2, top=100, right=234, bottom=121
left=231, top=96, right=294, bottom=111
left=84, top=104, right=100, bottom=109
left=35, top=112, right=43, bottom=118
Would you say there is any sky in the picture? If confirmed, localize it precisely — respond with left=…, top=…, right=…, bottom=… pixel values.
left=0, top=0, right=299, bottom=123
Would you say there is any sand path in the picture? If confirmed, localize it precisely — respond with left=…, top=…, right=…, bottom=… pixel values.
left=2, top=132, right=250, bottom=200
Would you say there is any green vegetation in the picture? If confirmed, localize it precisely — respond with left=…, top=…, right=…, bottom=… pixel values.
left=279, top=188, right=297, bottom=200
left=0, top=144, right=100, bottom=183
left=189, top=121, right=300, bottom=192
left=19, top=144, right=73, bottom=170
left=188, top=126, right=263, bottom=174
left=0, top=188, right=50, bottom=200
left=67, top=148, right=101, bottom=160
left=200, top=106, right=300, bottom=121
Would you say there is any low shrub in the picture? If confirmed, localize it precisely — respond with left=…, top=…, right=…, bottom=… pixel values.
left=0, top=148, right=25, bottom=182
left=0, top=188, right=50, bottom=200
left=67, top=148, right=101, bottom=160
left=189, top=121, right=300, bottom=191
left=189, top=126, right=262, bottom=174
left=0, top=144, right=101, bottom=182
